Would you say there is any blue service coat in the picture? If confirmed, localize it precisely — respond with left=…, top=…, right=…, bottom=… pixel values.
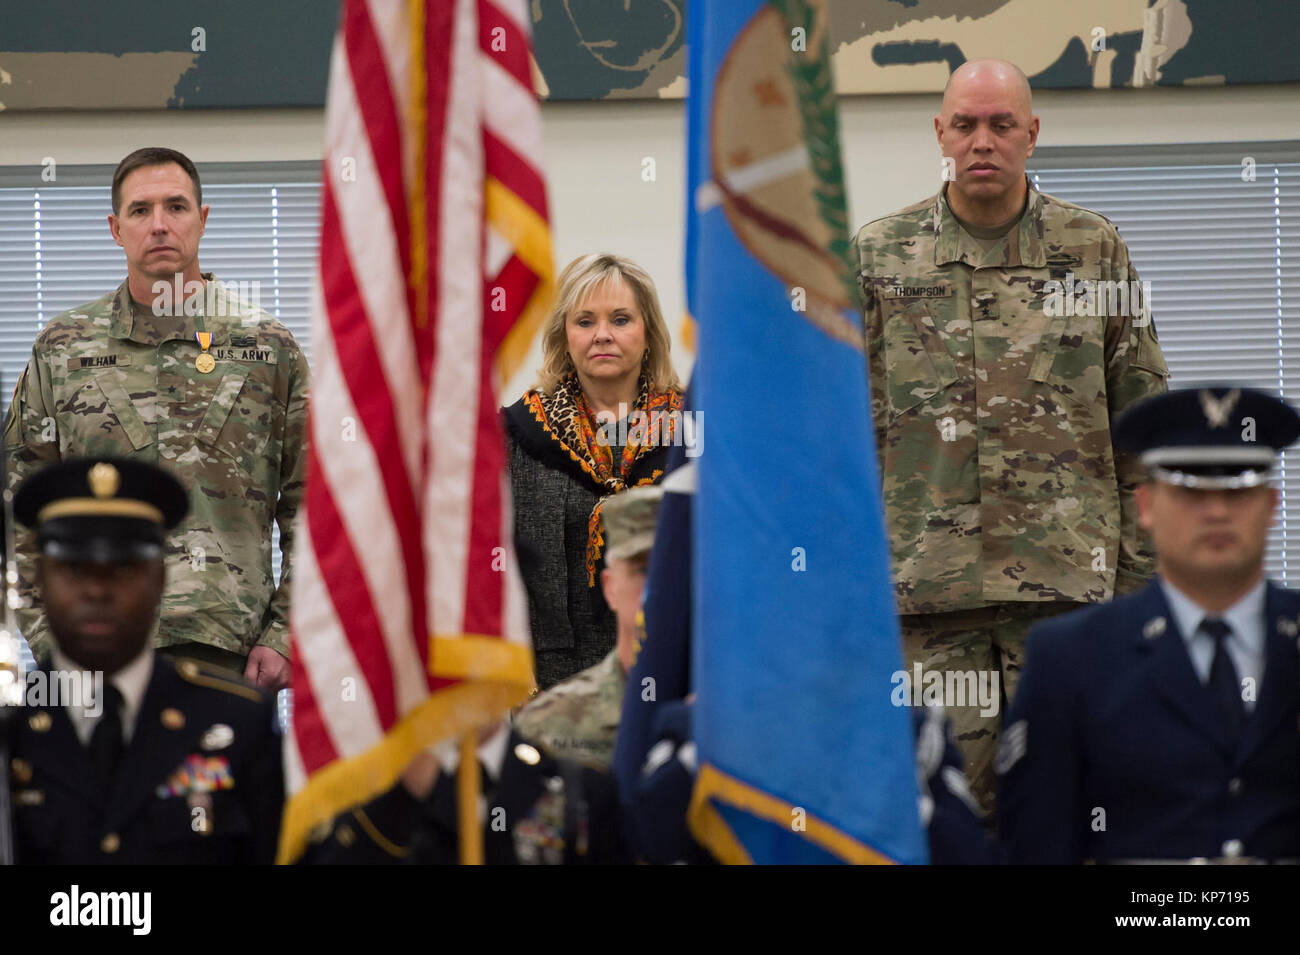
left=999, top=578, right=1300, bottom=863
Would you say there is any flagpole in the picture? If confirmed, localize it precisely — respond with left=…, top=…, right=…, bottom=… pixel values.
left=458, top=733, right=483, bottom=864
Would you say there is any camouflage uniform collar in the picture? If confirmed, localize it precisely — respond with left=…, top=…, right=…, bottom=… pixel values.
left=933, top=178, right=1046, bottom=270
left=596, top=647, right=627, bottom=714
left=597, top=647, right=626, bottom=685
left=109, top=273, right=232, bottom=346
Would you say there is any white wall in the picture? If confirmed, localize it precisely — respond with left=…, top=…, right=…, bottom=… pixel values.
left=1, top=82, right=1296, bottom=395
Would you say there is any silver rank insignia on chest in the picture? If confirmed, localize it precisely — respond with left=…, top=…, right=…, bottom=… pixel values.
left=1143, top=616, right=1167, bottom=640
left=200, top=723, right=235, bottom=751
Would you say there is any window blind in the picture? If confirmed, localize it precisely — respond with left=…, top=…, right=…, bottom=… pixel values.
left=1030, top=141, right=1300, bottom=583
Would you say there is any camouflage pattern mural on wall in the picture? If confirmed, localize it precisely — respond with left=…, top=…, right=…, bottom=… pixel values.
left=0, top=0, right=1291, bottom=110
left=0, top=0, right=336, bottom=110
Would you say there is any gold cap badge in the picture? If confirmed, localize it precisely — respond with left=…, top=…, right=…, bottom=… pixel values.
left=88, top=462, right=121, bottom=500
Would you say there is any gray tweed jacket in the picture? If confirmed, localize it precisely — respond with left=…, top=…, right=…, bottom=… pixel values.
left=507, top=433, right=617, bottom=689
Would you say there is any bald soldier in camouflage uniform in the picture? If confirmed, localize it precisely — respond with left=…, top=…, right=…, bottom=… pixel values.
left=855, top=60, right=1168, bottom=813
left=514, top=485, right=663, bottom=770
left=4, top=147, right=307, bottom=691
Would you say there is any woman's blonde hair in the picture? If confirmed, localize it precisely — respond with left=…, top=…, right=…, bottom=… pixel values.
left=537, top=253, right=681, bottom=395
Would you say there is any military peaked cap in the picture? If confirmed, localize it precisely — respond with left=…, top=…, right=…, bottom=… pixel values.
left=14, top=457, right=189, bottom=562
left=1114, top=386, right=1300, bottom=490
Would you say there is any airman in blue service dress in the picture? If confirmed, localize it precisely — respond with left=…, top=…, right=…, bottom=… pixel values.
left=5, top=458, right=283, bottom=864
left=999, top=387, right=1300, bottom=864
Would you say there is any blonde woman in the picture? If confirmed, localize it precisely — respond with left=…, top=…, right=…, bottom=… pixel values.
left=505, top=253, right=683, bottom=689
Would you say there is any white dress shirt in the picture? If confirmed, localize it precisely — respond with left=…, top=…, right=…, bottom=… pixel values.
left=1159, top=577, right=1266, bottom=713
left=50, top=645, right=155, bottom=746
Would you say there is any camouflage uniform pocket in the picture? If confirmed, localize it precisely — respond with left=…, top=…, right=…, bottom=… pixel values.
left=5, top=366, right=30, bottom=448
left=195, top=371, right=273, bottom=482
left=57, top=369, right=153, bottom=453
left=1130, top=318, right=1169, bottom=378
left=881, top=300, right=959, bottom=417
left=1028, top=322, right=1106, bottom=410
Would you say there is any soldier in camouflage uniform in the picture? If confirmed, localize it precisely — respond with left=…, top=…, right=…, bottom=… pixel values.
left=514, top=484, right=663, bottom=770
left=3, top=147, right=308, bottom=691
left=854, top=60, right=1168, bottom=814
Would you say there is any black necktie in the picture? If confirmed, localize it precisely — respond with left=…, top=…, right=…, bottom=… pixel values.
left=1202, top=618, right=1245, bottom=746
left=89, top=683, right=124, bottom=789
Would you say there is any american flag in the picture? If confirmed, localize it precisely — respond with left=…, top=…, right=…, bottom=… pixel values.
left=278, top=0, right=552, bottom=864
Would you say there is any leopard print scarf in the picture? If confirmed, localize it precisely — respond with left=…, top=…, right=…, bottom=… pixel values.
left=521, top=370, right=681, bottom=584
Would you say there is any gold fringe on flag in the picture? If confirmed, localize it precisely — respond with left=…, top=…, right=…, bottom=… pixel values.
left=486, top=176, right=555, bottom=388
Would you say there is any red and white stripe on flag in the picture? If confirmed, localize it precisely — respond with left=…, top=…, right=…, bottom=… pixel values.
left=278, top=0, right=552, bottom=864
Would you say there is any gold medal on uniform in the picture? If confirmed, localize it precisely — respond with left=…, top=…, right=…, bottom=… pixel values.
left=195, top=331, right=215, bottom=374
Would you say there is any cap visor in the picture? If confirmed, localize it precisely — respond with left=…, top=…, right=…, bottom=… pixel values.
left=42, top=538, right=162, bottom=563
left=1147, top=465, right=1272, bottom=490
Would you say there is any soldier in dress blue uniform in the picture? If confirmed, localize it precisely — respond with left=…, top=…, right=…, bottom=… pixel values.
left=5, top=457, right=284, bottom=863
left=999, top=386, right=1300, bottom=864
left=303, top=720, right=631, bottom=864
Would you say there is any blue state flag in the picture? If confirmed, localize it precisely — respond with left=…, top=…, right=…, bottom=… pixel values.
left=611, top=429, right=698, bottom=863
left=685, top=0, right=926, bottom=864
